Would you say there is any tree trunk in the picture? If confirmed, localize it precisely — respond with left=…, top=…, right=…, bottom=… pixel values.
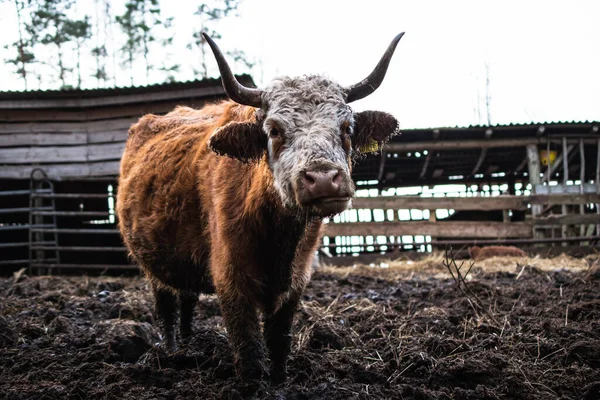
left=13, top=0, right=28, bottom=90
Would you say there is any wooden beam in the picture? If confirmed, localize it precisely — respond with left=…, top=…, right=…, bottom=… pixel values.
left=534, top=183, right=598, bottom=195
left=0, top=161, right=120, bottom=179
left=0, top=132, right=88, bottom=147
left=377, top=152, right=386, bottom=182
left=562, top=137, right=569, bottom=183
left=0, top=142, right=125, bottom=164
left=470, top=128, right=492, bottom=177
left=351, top=194, right=600, bottom=211
left=526, top=144, right=541, bottom=187
left=352, top=195, right=529, bottom=210
left=470, top=148, right=487, bottom=176
left=596, top=136, right=600, bottom=236
left=325, top=221, right=532, bottom=238
left=385, top=138, right=539, bottom=152
left=526, top=144, right=542, bottom=224
left=419, top=152, right=432, bottom=180
left=419, top=129, right=438, bottom=180
left=596, top=136, right=600, bottom=185
left=514, top=154, right=528, bottom=174
left=0, top=130, right=128, bottom=147
left=0, top=86, right=226, bottom=109
left=528, top=194, right=600, bottom=206
left=545, top=137, right=551, bottom=184
left=580, top=138, right=586, bottom=237
left=0, top=98, right=219, bottom=122
left=580, top=138, right=586, bottom=185
left=534, top=214, right=600, bottom=226
left=0, top=117, right=136, bottom=134
left=384, top=137, right=599, bottom=153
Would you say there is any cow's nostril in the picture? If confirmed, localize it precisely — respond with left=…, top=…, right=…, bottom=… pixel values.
left=332, top=170, right=341, bottom=185
left=304, top=171, right=317, bottom=185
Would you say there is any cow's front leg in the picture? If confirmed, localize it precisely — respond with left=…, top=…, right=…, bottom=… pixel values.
left=219, top=288, right=266, bottom=392
left=179, top=291, right=198, bottom=340
left=264, top=292, right=301, bottom=384
left=152, top=282, right=178, bottom=352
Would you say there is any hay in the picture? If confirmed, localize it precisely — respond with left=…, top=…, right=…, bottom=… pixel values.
left=321, top=252, right=594, bottom=281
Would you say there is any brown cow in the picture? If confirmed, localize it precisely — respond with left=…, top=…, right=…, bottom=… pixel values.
left=116, top=33, right=404, bottom=391
left=469, top=245, right=528, bottom=261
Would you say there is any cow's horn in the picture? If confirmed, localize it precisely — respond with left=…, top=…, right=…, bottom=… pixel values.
left=344, top=32, right=405, bottom=103
left=202, top=33, right=263, bottom=107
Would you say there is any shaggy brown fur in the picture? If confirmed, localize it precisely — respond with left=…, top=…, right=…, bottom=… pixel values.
left=116, top=101, right=322, bottom=390
left=469, top=245, right=528, bottom=261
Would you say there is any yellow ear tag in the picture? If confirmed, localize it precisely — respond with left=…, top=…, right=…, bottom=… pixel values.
left=359, top=138, right=380, bottom=153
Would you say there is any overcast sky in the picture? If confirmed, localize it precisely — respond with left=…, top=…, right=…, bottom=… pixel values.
left=1, top=0, right=599, bottom=129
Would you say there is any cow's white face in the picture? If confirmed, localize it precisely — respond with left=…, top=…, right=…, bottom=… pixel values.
left=205, top=33, right=403, bottom=218
left=260, top=76, right=355, bottom=217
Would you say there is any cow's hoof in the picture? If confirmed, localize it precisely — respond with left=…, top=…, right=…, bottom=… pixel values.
left=163, top=337, right=177, bottom=353
left=237, top=380, right=266, bottom=399
left=180, top=327, right=193, bottom=340
left=270, top=367, right=287, bottom=384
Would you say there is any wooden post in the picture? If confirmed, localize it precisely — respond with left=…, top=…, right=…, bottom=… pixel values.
left=526, top=144, right=542, bottom=196
left=377, top=152, right=386, bottom=183
left=32, top=184, right=45, bottom=272
left=562, top=137, right=569, bottom=244
left=526, top=144, right=543, bottom=241
left=544, top=144, right=574, bottom=182
left=429, top=210, right=437, bottom=222
left=579, top=139, right=586, bottom=239
left=596, top=136, right=600, bottom=236
left=546, top=139, right=551, bottom=185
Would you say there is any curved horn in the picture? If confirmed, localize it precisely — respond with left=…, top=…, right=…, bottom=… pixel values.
left=202, top=33, right=263, bottom=107
left=344, top=32, right=405, bottom=103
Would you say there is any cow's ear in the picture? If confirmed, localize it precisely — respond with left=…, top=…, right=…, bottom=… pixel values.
left=209, top=121, right=267, bottom=162
left=352, top=111, right=399, bottom=154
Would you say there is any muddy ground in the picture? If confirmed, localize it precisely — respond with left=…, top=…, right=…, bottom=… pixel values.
left=1, top=255, right=600, bottom=400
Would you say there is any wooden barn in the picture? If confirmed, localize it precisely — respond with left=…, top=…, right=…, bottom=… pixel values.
left=0, top=78, right=599, bottom=272
left=0, top=76, right=253, bottom=272
left=327, top=121, right=600, bottom=258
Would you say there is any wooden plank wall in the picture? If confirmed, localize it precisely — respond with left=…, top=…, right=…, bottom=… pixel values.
left=0, top=118, right=131, bottom=179
left=0, top=82, right=229, bottom=180
left=0, top=117, right=133, bottom=179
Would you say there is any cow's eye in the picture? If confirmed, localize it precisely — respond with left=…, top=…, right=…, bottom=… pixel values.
left=269, top=128, right=279, bottom=138
left=341, top=122, right=352, bottom=136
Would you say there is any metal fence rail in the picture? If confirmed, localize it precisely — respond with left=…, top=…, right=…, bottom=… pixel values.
left=0, top=187, right=32, bottom=267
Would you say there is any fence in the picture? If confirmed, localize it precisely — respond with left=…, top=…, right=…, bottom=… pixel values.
left=1, top=117, right=600, bottom=271
left=2, top=172, right=600, bottom=273
left=323, top=193, right=600, bottom=256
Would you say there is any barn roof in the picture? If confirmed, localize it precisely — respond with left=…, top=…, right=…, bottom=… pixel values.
left=354, top=120, right=600, bottom=189
left=0, top=75, right=255, bottom=111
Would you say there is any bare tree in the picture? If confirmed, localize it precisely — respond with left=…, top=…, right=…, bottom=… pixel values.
left=485, top=61, right=492, bottom=126
left=63, top=16, right=92, bottom=88
left=157, top=16, right=180, bottom=83
left=5, top=0, right=36, bottom=90
left=189, top=0, right=254, bottom=79
left=91, top=0, right=109, bottom=87
left=471, top=61, right=493, bottom=126
left=27, top=0, right=91, bottom=89
left=116, top=0, right=167, bottom=85
left=1, top=0, right=252, bottom=90
left=115, top=1, right=141, bottom=86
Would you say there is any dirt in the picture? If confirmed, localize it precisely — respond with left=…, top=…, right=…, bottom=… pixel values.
left=1, top=256, right=600, bottom=400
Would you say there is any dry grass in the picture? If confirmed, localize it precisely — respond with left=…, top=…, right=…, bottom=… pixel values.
left=320, top=252, right=596, bottom=281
